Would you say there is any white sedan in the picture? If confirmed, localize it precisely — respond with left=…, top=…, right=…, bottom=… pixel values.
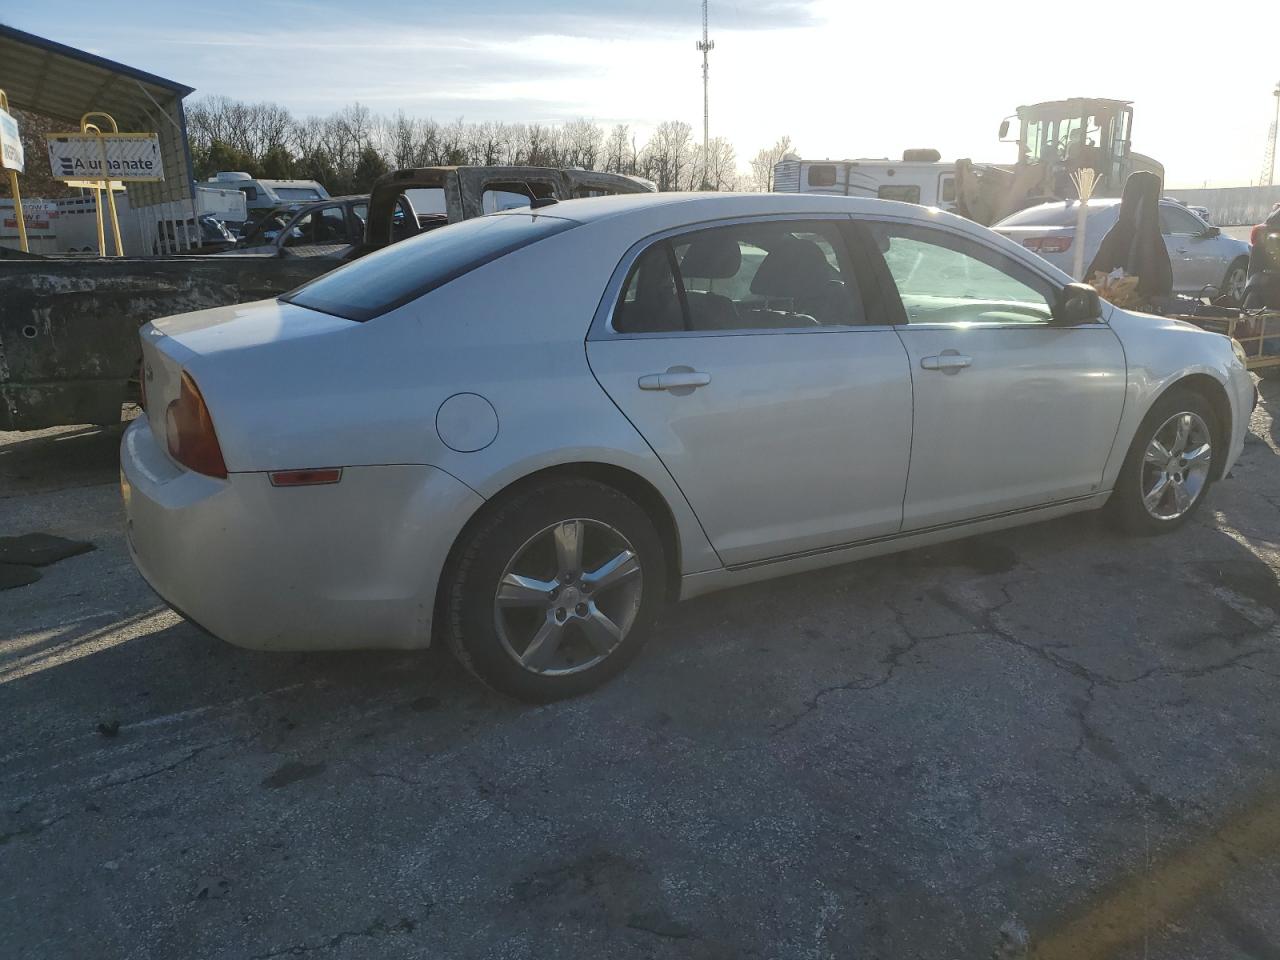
left=994, top=198, right=1251, bottom=299
left=121, top=193, right=1254, bottom=700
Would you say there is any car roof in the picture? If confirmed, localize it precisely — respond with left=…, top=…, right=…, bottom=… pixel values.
left=500, top=191, right=964, bottom=226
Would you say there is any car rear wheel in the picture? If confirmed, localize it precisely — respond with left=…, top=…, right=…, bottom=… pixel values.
left=1108, top=387, right=1217, bottom=535
left=443, top=478, right=667, bottom=701
left=1222, top=258, right=1249, bottom=302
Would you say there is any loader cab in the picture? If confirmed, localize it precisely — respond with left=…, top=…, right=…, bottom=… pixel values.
left=1010, top=99, right=1135, bottom=197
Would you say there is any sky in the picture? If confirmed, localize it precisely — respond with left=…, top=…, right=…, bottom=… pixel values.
left=4, top=0, right=1279, bottom=187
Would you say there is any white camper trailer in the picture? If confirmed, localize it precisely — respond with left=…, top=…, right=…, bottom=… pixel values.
left=773, top=150, right=958, bottom=211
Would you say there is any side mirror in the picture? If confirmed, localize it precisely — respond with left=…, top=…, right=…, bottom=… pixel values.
left=998, top=119, right=1011, bottom=140
left=1055, top=283, right=1103, bottom=324
left=1200, top=225, right=1221, bottom=238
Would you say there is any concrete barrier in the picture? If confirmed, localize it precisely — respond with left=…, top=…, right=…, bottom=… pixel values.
left=1166, top=185, right=1280, bottom=226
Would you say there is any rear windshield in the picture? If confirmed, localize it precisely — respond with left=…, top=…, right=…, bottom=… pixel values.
left=996, top=202, right=1113, bottom=227
left=282, top=213, right=576, bottom=321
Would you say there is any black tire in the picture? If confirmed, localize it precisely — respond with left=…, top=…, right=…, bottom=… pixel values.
left=443, top=478, right=667, bottom=701
left=1107, top=386, right=1219, bottom=535
left=1221, top=258, right=1249, bottom=303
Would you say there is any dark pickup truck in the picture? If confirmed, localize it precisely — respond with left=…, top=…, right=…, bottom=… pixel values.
left=0, top=166, right=653, bottom=430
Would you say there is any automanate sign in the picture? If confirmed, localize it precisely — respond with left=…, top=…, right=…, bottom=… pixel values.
left=46, top=132, right=163, bottom=182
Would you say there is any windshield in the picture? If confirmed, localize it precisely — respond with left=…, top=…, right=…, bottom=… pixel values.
left=282, top=212, right=577, bottom=321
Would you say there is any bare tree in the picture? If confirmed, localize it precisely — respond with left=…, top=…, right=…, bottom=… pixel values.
left=639, top=121, right=695, bottom=191
left=702, top=137, right=740, bottom=191
left=183, top=94, right=750, bottom=193
left=748, top=135, right=794, bottom=192
left=603, top=124, right=632, bottom=174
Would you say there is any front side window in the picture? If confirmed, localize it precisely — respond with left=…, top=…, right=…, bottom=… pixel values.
left=1160, top=205, right=1205, bottom=236
left=1023, top=119, right=1044, bottom=162
left=283, top=213, right=576, bottom=322
left=866, top=222, right=1055, bottom=325
left=283, top=206, right=350, bottom=247
left=612, top=220, right=864, bottom=335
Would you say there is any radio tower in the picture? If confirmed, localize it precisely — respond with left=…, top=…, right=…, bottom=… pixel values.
left=1264, top=81, right=1280, bottom=187
left=696, top=0, right=714, bottom=189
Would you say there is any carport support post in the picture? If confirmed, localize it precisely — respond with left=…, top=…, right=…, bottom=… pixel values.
left=6, top=169, right=27, bottom=253
left=0, top=90, right=28, bottom=253
left=103, top=180, right=123, bottom=256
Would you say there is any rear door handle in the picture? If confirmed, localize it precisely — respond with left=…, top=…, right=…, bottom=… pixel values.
left=638, top=370, right=712, bottom=391
left=920, top=354, right=972, bottom=372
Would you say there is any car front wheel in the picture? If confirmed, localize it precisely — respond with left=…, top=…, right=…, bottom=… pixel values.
left=1108, top=387, right=1217, bottom=535
left=1222, top=258, right=1249, bottom=302
left=443, top=478, right=667, bottom=701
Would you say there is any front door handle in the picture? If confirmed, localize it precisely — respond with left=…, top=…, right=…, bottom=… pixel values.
left=920, top=353, right=972, bottom=372
left=638, top=370, right=712, bottom=392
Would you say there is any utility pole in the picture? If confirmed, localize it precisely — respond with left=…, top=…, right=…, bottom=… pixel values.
left=1265, top=81, right=1280, bottom=188
left=696, top=0, right=713, bottom=189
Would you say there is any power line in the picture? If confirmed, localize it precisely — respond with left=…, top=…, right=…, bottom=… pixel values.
left=696, top=0, right=713, bottom=189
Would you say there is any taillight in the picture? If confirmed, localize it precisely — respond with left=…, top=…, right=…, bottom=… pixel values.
left=1251, top=223, right=1266, bottom=246
left=165, top=372, right=227, bottom=478
left=1024, top=236, right=1073, bottom=253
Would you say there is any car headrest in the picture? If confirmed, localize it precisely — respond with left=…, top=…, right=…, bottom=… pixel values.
left=679, top=232, right=742, bottom=279
left=750, top=239, right=834, bottom=297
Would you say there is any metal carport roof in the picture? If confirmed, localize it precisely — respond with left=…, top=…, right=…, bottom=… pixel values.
left=0, top=23, right=195, bottom=210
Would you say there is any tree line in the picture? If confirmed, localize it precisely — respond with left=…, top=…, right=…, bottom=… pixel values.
left=0, top=97, right=796, bottom=200
left=186, top=96, right=794, bottom=195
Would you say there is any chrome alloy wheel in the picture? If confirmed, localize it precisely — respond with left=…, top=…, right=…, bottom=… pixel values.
left=1225, top=265, right=1248, bottom=301
left=1140, top=411, right=1212, bottom=521
left=493, top=519, right=644, bottom=675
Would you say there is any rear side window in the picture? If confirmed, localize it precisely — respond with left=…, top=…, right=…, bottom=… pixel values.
left=282, top=213, right=576, bottom=321
left=612, top=219, right=864, bottom=334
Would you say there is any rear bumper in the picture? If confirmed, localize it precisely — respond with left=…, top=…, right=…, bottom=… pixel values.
left=120, top=418, right=484, bottom=651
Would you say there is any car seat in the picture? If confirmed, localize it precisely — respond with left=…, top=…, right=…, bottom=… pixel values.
left=677, top=232, right=742, bottom=330
left=748, top=238, right=841, bottom=325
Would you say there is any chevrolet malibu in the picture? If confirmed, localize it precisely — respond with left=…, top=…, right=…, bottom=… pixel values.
left=121, top=193, right=1255, bottom=700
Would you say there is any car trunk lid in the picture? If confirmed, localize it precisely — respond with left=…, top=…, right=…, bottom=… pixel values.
left=138, top=297, right=355, bottom=447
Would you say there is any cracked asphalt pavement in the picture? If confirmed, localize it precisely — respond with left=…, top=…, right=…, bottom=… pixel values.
left=5, top=387, right=1280, bottom=959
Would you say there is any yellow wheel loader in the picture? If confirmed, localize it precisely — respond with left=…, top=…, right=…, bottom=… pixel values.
left=954, top=98, right=1164, bottom=226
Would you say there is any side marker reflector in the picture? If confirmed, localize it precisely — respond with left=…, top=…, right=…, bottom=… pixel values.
left=269, top=468, right=343, bottom=487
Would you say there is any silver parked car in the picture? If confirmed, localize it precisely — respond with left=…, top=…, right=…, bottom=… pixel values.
left=122, top=193, right=1254, bottom=701
left=994, top=198, right=1251, bottom=299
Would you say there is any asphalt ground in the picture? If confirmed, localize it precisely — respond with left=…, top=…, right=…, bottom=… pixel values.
left=4, top=387, right=1280, bottom=959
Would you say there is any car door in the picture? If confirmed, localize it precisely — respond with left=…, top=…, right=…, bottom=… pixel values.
left=350, top=201, right=369, bottom=245
left=860, top=218, right=1127, bottom=531
left=280, top=204, right=350, bottom=258
left=1159, top=203, right=1219, bottom=293
left=586, top=217, right=914, bottom=567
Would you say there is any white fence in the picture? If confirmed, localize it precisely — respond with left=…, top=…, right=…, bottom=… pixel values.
left=1166, top=185, right=1280, bottom=226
